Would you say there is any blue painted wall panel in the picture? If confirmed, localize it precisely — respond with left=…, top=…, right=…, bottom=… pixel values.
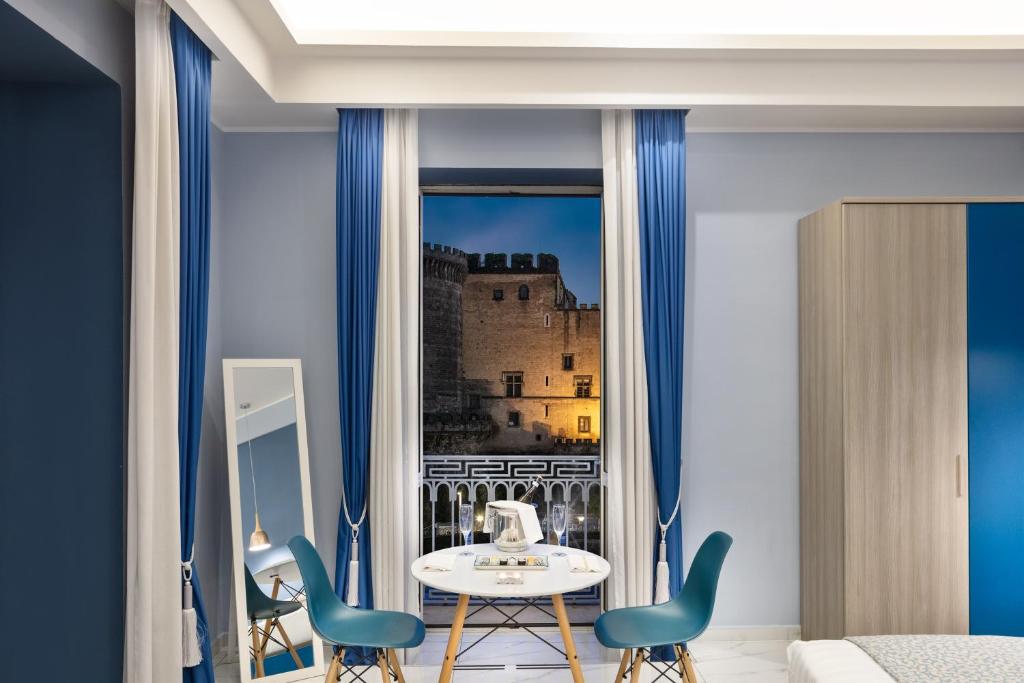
left=968, top=202, right=1024, bottom=635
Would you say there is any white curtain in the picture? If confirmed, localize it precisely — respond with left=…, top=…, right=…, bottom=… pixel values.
left=370, top=110, right=422, bottom=618
left=601, top=110, right=657, bottom=611
left=126, top=1, right=182, bottom=682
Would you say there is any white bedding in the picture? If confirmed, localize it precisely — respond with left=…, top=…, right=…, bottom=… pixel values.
left=787, top=640, right=896, bottom=683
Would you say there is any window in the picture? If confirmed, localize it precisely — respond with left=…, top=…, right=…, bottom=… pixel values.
left=574, top=375, right=592, bottom=398
left=503, top=371, right=523, bottom=398
left=421, top=189, right=603, bottom=629
left=562, top=354, right=575, bottom=371
left=578, top=416, right=591, bottom=433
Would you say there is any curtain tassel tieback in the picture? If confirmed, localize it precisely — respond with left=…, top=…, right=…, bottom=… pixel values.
left=182, top=552, right=204, bottom=667
left=346, top=526, right=361, bottom=607
left=654, top=525, right=671, bottom=604
left=655, top=494, right=681, bottom=605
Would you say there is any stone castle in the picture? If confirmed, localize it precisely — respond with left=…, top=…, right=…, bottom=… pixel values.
left=423, top=243, right=601, bottom=454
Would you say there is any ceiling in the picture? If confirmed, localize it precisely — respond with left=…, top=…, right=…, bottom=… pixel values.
left=232, top=366, right=295, bottom=414
left=168, top=0, right=1024, bottom=132
left=267, top=0, right=1024, bottom=45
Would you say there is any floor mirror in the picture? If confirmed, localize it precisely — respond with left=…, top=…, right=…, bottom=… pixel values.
left=224, top=359, right=324, bottom=682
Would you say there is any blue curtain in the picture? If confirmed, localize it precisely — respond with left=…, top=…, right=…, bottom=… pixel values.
left=334, top=109, right=382, bottom=629
left=635, top=109, right=687, bottom=656
left=171, top=13, right=214, bottom=683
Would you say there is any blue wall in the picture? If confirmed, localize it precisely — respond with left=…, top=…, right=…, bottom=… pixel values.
left=0, top=6, right=124, bottom=677
left=968, top=203, right=1024, bottom=635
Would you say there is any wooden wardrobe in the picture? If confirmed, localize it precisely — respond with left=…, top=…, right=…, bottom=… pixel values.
left=799, top=199, right=972, bottom=640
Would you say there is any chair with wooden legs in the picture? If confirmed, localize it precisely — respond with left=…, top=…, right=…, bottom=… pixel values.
left=245, top=564, right=305, bottom=677
left=288, top=535, right=425, bottom=683
left=595, top=531, right=733, bottom=683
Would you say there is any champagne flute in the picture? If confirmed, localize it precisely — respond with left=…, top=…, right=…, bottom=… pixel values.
left=459, top=503, right=474, bottom=556
left=551, top=503, right=567, bottom=557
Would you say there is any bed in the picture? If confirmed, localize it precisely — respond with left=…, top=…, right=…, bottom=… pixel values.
left=788, top=635, right=1024, bottom=683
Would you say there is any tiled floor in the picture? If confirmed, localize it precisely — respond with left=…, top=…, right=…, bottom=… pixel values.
left=215, top=633, right=790, bottom=682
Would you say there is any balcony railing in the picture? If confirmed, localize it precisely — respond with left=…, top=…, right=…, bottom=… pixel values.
left=421, top=453, right=602, bottom=605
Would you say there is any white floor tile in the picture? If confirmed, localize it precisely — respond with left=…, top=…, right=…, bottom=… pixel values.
left=215, top=638, right=792, bottom=683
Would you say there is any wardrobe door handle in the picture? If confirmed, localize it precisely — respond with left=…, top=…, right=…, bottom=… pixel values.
left=955, top=455, right=963, bottom=498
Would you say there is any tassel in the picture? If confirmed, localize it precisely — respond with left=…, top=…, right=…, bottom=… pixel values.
left=654, top=538, right=670, bottom=604
left=346, top=537, right=360, bottom=607
left=182, top=578, right=203, bottom=667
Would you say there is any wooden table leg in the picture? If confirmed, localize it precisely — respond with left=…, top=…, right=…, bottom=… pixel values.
left=615, top=648, right=632, bottom=681
left=551, top=593, right=584, bottom=683
left=438, top=593, right=470, bottom=683
left=275, top=619, right=304, bottom=668
left=388, top=648, right=407, bottom=683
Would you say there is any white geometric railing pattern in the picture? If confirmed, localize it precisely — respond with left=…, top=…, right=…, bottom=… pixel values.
left=421, top=453, right=602, bottom=605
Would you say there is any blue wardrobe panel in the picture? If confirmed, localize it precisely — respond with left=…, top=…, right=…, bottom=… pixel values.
left=968, top=202, right=1024, bottom=635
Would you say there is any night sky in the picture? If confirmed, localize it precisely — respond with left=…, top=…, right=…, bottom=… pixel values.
left=422, top=194, right=602, bottom=304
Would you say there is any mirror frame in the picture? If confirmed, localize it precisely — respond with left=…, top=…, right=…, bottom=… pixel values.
left=223, top=358, right=324, bottom=683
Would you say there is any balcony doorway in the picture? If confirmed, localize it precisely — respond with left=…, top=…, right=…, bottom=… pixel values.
left=420, top=187, right=604, bottom=640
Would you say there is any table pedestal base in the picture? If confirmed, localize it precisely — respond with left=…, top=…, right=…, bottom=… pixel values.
left=437, top=592, right=585, bottom=683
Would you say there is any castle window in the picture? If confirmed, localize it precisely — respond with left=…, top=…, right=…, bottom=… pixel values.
left=578, top=416, right=591, bottom=433
left=518, top=284, right=530, bottom=300
left=503, top=372, right=523, bottom=398
left=467, top=394, right=481, bottom=410
left=544, top=313, right=551, bottom=328
left=508, top=411, right=521, bottom=428
left=544, top=404, right=549, bottom=417
left=493, top=289, right=504, bottom=301
left=574, top=375, right=592, bottom=398
left=562, top=354, right=575, bottom=371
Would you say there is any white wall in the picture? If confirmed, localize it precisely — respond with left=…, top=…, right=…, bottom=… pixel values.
left=208, top=114, right=1024, bottom=633
left=684, top=133, right=1024, bottom=629
left=419, top=108, right=602, bottom=168
left=212, top=131, right=343, bottom=586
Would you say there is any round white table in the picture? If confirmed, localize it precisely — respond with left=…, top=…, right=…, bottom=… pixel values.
left=252, top=556, right=305, bottom=604
left=412, top=543, right=610, bottom=683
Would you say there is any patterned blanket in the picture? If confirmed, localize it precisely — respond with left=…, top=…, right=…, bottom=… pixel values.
left=847, top=635, right=1024, bottom=682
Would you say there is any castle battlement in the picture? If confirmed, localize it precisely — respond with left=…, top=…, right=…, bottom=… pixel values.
left=423, top=243, right=468, bottom=285
left=466, top=252, right=560, bottom=275
left=423, top=242, right=468, bottom=259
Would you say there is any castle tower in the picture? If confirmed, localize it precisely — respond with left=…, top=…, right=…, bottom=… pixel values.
left=422, top=243, right=468, bottom=414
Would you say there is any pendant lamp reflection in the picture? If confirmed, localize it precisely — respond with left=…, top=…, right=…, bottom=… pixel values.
left=242, top=401, right=271, bottom=551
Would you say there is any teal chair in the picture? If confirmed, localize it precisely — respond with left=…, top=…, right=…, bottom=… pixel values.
left=594, top=531, right=733, bottom=683
left=245, top=564, right=304, bottom=677
left=288, top=535, right=425, bottom=682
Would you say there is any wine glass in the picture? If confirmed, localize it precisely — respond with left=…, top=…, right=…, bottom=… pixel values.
left=459, top=503, right=474, bottom=556
left=551, top=503, right=567, bottom=557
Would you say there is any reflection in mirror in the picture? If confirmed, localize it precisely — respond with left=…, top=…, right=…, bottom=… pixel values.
left=225, top=360, right=322, bottom=682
